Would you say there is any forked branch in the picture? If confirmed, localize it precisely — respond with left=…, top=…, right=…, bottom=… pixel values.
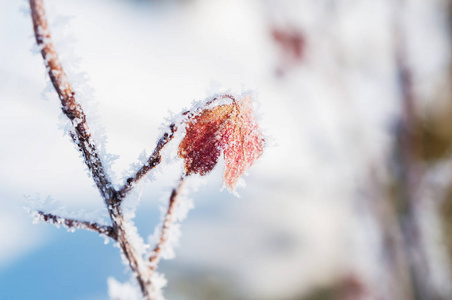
left=29, top=0, right=167, bottom=298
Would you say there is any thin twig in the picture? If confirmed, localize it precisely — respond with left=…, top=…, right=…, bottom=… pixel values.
left=209, top=94, right=236, bottom=104
left=118, top=124, right=177, bottom=200
left=149, top=177, right=186, bottom=274
left=182, top=94, right=237, bottom=117
left=34, top=210, right=117, bottom=240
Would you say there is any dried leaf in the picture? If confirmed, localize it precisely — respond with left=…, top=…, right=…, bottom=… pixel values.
left=221, top=97, right=265, bottom=190
left=178, top=104, right=234, bottom=176
left=178, top=96, right=265, bottom=190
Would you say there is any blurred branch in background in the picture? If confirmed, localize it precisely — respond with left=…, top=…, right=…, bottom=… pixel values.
left=392, top=0, right=429, bottom=298
left=391, top=0, right=452, bottom=299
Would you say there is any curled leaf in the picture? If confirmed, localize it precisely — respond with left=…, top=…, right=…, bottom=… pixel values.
left=178, top=96, right=265, bottom=190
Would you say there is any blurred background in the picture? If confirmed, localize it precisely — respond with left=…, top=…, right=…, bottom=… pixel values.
left=2, top=0, right=452, bottom=299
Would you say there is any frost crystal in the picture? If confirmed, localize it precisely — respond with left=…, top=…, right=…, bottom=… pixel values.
left=149, top=272, right=168, bottom=300
left=148, top=180, right=194, bottom=261
left=122, top=217, right=148, bottom=258
left=107, top=277, right=141, bottom=300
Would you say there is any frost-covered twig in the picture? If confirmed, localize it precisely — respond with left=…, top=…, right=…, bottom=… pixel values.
left=118, top=124, right=177, bottom=200
left=149, top=177, right=185, bottom=274
left=110, top=208, right=153, bottom=298
left=34, top=210, right=117, bottom=240
left=30, top=0, right=115, bottom=204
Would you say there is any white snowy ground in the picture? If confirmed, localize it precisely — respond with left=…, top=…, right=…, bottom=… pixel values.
left=0, top=0, right=450, bottom=299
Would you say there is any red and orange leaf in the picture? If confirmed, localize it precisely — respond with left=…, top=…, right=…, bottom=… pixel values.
left=178, top=104, right=234, bottom=175
left=178, top=96, right=265, bottom=191
left=220, top=97, right=265, bottom=190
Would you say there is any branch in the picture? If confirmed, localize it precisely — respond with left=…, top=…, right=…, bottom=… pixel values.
left=117, top=124, right=177, bottom=200
left=392, top=3, right=433, bottom=298
left=34, top=210, right=117, bottom=240
left=148, top=177, right=185, bottom=274
left=208, top=94, right=236, bottom=104
left=30, top=0, right=115, bottom=203
left=111, top=208, right=153, bottom=297
left=30, top=1, right=154, bottom=298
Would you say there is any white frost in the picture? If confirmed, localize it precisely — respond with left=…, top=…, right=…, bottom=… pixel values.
left=107, top=277, right=141, bottom=300
left=148, top=177, right=194, bottom=261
